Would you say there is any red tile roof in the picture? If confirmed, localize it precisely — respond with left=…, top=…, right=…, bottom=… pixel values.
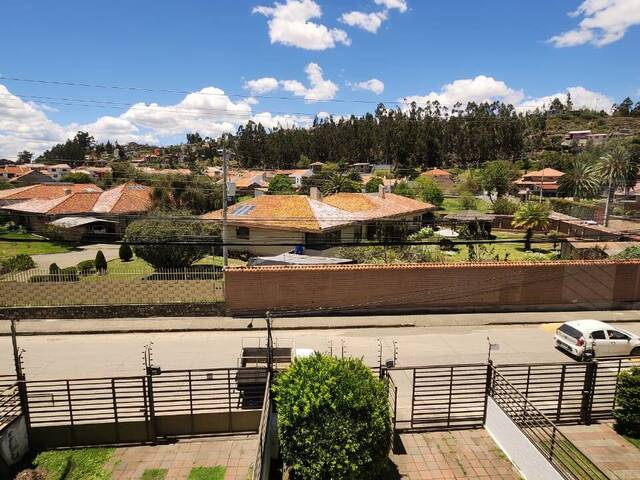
left=0, top=183, right=102, bottom=201
left=422, top=168, right=452, bottom=178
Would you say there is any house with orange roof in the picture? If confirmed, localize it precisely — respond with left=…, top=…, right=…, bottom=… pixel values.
left=3, top=182, right=153, bottom=240
left=202, top=187, right=433, bottom=256
left=420, top=168, right=455, bottom=190
left=0, top=165, right=33, bottom=181
left=514, top=168, right=565, bottom=198
left=0, top=183, right=102, bottom=207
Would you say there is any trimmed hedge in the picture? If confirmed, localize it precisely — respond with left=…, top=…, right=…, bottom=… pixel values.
left=77, top=260, right=96, bottom=275
left=273, top=354, right=391, bottom=480
left=613, top=367, right=640, bottom=438
left=0, top=254, right=36, bottom=274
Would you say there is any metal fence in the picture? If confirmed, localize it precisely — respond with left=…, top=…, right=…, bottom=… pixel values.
left=0, top=382, right=20, bottom=432
left=253, top=372, right=272, bottom=480
left=490, top=367, right=609, bottom=480
left=390, top=357, right=640, bottom=432
left=0, top=268, right=224, bottom=307
left=23, top=367, right=268, bottom=442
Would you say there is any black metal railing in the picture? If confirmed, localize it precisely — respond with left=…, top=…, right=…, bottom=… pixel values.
left=253, top=372, right=272, bottom=480
left=490, top=367, right=609, bottom=480
left=0, top=382, right=20, bottom=431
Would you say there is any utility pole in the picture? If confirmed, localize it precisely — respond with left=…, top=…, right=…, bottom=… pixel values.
left=222, top=142, right=229, bottom=268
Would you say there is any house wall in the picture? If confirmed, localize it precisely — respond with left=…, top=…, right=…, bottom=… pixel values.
left=224, top=260, right=640, bottom=315
left=226, top=226, right=305, bottom=256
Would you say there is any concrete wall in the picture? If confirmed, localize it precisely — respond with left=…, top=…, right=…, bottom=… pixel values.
left=224, top=260, right=640, bottom=315
left=485, top=398, right=562, bottom=480
left=30, top=411, right=261, bottom=449
left=0, top=279, right=223, bottom=307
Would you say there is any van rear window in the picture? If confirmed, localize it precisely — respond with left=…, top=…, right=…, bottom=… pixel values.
left=559, top=324, right=582, bottom=339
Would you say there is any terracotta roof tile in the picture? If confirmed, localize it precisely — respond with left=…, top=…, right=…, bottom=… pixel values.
left=422, top=168, right=452, bottom=177
left=0, top=183, right=101, bottom=201
left=323, top=193, right=434, bottom=220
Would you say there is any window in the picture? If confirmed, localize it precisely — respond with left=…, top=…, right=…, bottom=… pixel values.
left=608, top=330, right=630, bottom=341
left=306, top=230, right=342, bottom=250
left=236, top=226, right=250, bottom=240
left=590, top=330, right=606, bottom=340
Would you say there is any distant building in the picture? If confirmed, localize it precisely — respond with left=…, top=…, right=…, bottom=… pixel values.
left=45, top=164, right=71, bottom=181
left=421, top=168, right=455, bottom=190
left=8, top=169, right=55, bottom=186
left=514, top=168, right=565, bottom=198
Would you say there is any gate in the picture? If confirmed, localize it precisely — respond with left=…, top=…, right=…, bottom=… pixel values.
left=23, top=367, right=268, bottom=447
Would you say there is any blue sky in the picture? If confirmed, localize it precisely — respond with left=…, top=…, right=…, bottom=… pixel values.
left=0, top=0, right=639, bottom=157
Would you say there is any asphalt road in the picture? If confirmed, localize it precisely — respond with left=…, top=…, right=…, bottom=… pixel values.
left=3, top=322, right=640, bottom=380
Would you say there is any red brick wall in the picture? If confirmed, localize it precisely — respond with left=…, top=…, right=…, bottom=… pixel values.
left=224, top=261, right=640, bottom=315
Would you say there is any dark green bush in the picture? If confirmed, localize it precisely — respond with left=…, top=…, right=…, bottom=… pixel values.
left=613, top=367, right=640, bottom=438
left=95, top=250, right=107, bottom=272
left=273, top=354, right=391, bottom=480
left=77, top=260, right=96, bottom=274
left=28, top=275, right=52, bottom=283
left=125, top=217, right=220, bottom=269
left=459, top=194, right=478, bottom=210
left=492, top=197, right=519, bottom=215
left=119, top=242, right=133, bottom=262
left=49, top=263, right=61, bottom=275
left=1, top=254, right=36, bottom=273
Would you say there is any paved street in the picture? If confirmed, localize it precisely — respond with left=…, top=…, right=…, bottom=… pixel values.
left=2, top=321, right=640, bottom=380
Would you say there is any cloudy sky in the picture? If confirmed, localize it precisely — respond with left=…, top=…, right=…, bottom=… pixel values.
left=0, top=0, right=639, bottom=158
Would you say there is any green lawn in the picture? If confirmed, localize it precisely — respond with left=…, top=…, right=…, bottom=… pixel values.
left=142, top=469, right=168, bottom=480
left=0, top=232, right=73, bottom=260
left=441, top=231, right=559, bottom=263
left=438, top=197, right=492, bottom=215
left=188, top=466, right=226, bottom=480
left=34, top=447, right=115, bottom=480
left=624, top=435, right=640, bottom=450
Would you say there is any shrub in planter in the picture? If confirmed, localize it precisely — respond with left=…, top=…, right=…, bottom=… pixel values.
left=613, top=367, right=640, bottom=438
left=119, top=242, right=133, bottom=262
left=77, top=260, right=96, bottom=275
left=95, top=250, right=107, bottom=273
left=273, top=354, right=391, bottom=480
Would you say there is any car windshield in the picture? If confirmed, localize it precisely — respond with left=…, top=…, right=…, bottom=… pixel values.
left=559, top=324, right=582, bottom=339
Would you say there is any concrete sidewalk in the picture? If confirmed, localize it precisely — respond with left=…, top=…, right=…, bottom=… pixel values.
left=2, top=310, right=640, bottom=336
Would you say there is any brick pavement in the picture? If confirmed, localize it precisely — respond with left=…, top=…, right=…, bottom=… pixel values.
left=562, top=424, right=640, bottom=480
left=107, top=435, right=256, bottom=480
left=390, top=429, right=521, bottom=479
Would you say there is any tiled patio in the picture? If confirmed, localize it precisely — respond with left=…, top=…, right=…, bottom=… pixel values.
left=562, top=423, right=640, bottom=480
left=390, top=429, right=521, bottom=479
left=107, top=435, right=257, bottom=480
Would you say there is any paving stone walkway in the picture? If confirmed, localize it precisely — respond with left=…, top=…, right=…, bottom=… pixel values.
left=562, top=424, right=640, bottom=480
left=390, top=429, right=521, bottom=479
left=107, top=435, right=257, bottom=480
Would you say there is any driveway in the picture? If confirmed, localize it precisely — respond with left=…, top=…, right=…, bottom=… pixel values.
left=31, top=243, right=120, bottom=269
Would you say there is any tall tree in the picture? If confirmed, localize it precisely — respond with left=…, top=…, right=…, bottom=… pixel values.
left=599, top=144, right=632, bottom=226
left=558, top=154, right=601, bottom=199
left=16, top=151, right=33, bottom=164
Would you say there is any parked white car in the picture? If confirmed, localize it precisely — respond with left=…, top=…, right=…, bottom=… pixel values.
left=555, top=320, right=640, bottom=360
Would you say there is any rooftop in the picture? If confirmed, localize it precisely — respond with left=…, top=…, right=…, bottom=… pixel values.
left=0, top=183, right=102, bottom=201
left=422, top=168, right=452, bottom=177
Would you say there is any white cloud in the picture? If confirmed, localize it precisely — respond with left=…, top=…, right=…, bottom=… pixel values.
left=374, top=0, right=408, bottom=13
left=549, top=0, right=640, bottom=47
left=280, top=63, right=339, bottom=102
left=523, top=86, right=614, bottom=112
left=403, top=75, right=525, bottom=109
left=402, top=76, right=615, bottom=115
left=243, top=77, right=280, bottom=95
left=351, top=78, right=385, bottom=95
left=340, top=11, right=388, bottom=33
left=0, top=83, right=311, bottom=158
left=253, top=0, right=350, bottom=50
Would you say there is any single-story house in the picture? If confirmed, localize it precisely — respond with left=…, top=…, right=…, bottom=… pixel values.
left=202, top=187, right=434, bottom=256
left=2, top=182, right=153, bottom=239
left=228, top=171, right=270, bottom=197
left=0, top=183, right=102, bottom=207
left=0, top=165, right=32, bottom=180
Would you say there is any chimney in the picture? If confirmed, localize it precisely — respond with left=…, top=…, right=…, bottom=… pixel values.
left=310, top=186, right=322, bottom=202
left=378, top=184, right=386, bottom=199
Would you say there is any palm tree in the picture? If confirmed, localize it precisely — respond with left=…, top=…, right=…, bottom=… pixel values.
left=598, top=144, right=631, bottom=226
left=558, top=154, right=601, bottom=199
left=321, top=172, right=362, bottom=195
left=512, top=202, right=551, bottom=251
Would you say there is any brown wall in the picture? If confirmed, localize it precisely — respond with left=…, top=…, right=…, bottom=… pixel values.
left=491, top=215, right=620, bottom=240
left=224, top=261, right=640, bottom=315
